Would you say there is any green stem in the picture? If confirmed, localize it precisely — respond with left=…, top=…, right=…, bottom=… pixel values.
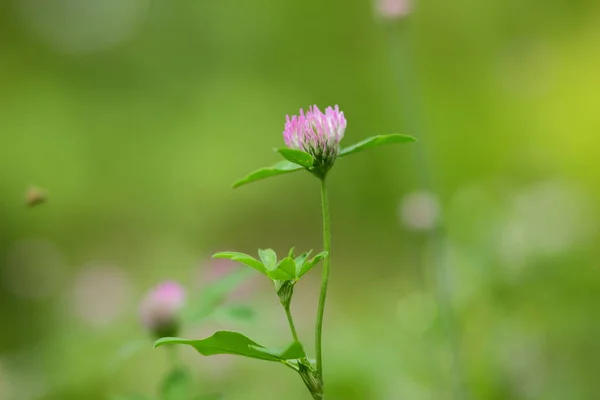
left=285, top=305, right=301, bottom=344
left=315, top=178, right=331, bottom=380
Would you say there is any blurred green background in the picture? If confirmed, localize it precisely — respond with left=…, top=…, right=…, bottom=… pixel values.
left=1, top=0, right=600, bottom=399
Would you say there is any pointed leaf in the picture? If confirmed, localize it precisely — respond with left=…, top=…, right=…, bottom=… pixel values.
left=294, top=250, right=313, bottom=276
left=268, top=257, right=296, bottom=280
left=258, top=249, right=277, bottom=271
left=154, top=331, right=281, bottom=362
left=232, top=161, right=304, bottom=188
left=277, top=148, right=314, bottom=168
left=339, top=134, right=416, bottom=157
left=161, top=367, right=191, bottom=400
left=288, top=246, right=296, bottom=259
left=249, top=341, right=306, bottom=360
left=299, top=251, right=328, bottom=277
left=212, top=252, right=267, bottom=275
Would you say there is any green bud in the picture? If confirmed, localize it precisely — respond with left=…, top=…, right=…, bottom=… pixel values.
left=274, top=280, right=295, bottom=308
left=298, top=362, right=323, bottom=400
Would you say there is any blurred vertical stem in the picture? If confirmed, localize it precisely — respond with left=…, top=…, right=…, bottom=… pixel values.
left=386, top=20, right=469, bottom=399
left=315, top=177, right=331, bottom=380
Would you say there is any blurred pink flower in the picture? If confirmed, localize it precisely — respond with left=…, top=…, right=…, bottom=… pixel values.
left=205, top=258, right=239, bottom=282
left=376, top=0, right=413, bottom=20
left=283, top=105, right=346, bottom=163
left=139, top=281, right=186, bottom=337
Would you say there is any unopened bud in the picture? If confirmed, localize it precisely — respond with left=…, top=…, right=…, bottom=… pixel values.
left=298, top=362, right=323, bottom=400
left=274, top=280, right=295, bottom=308
left=139, top=281, right=186, bottom=338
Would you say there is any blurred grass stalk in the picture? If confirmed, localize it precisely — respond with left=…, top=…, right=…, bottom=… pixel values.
left=385, top=15, right=470, bottom=399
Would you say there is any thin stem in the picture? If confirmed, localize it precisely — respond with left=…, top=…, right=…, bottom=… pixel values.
left=281, top=360, right=300, bottom=372
left=315, top=178, right=331, bottom=380
left=285, top=305, right=301, bottom=344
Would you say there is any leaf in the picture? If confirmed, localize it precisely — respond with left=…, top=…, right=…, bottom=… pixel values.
left=299, top=251, right=328, bottom=277
left=212, top=252, right=267, bottom=275
left=288, top=247, right=296, bottom=259
left=155, top=331, right=283, bottom=362
left=161, top=367, right=191, bottom=400
left=249, top=341, right=306, bottom=360
left=268, top=257, right=296, bottom=280
left=339, top=134, right=416, bottom=157
left=258, top=249, right=277, bottom=271
left=294, top=250, right=313, bottom=276
left=277, top=148, right=314, bottom=168
left=232, top=161, right=304, bottom=188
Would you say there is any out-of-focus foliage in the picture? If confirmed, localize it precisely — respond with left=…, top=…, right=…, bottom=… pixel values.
left=1, top=0, right=599, bottom=399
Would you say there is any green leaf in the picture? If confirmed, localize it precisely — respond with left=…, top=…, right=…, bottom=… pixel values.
left=294, top=250, right=313, bottom=276
left=339, top=134, right=416, bottom=157
left=288, top=247, right=296, bottom=259
left=268, top=257, right=297, bottom=280
left=249, top=341, right=306, bottom=360
left=161, top=367, right=191, bottom=400
left=212, top=252, right=267, bottom=275
left=258, top=249, right=277, bottom=271
left=232, top=161, right=304, bottom=188
left=299, top=251, right=328, bottom=277
left=155, top=331, right=282, bottom=362
left=277, top=148, right=314, bottom=168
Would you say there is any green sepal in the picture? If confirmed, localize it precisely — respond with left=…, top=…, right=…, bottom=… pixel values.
left=339, top=133, right=416, bottom=157
left=274, top=279, right=295, bottom=307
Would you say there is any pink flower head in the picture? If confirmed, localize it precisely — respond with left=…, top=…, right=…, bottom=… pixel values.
left=139, top=281, right=186, bottom=337
left=376, top=0, right=413, bottom=20
left=283, top=105, right=346, bottom=176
